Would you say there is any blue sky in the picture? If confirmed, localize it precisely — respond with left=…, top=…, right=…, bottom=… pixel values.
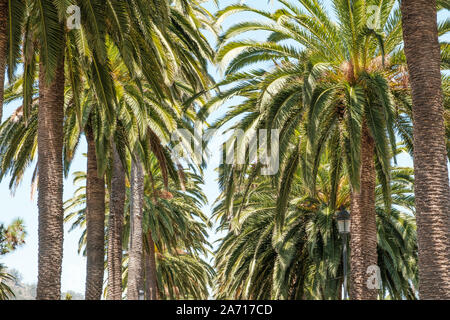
left=0, top=0, right=447, bottom=295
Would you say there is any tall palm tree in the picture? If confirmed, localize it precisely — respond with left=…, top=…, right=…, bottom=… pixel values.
left=35, top=0, right=65, bottom=296
left=123, top=0, right=215, bottom=299
left=84, top=122, right=106, bottom=300
left=127, top=158, right=145, bottom=299
left=1, top=28, right=121, bottom=300
left=400, top=0, right=450, bottom=299
left=24, top=0, right=114, bottom=299
left=36, top=56, right=65, bottom=300
left=107, top=142, right=126, bottom=300
left=212, top=0, right=421, bottom=299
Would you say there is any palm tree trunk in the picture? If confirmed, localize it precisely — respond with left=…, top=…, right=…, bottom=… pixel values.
left=85, top=124, right=106, bottom=300
left=401, top=0, right=450, bottom=300
left=145, top=232, right=158, bottom=300
left=349, top=123, right=378, bottom=300
left=36, top=54, right=65, bottom=300
left=0, top=0, right=8, bottom=121
left=107, top=143, right=125, bottom=300
left=127, top=158, right=144, bottom=300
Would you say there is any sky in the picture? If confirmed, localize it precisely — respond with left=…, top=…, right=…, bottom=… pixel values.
left=0, top=0, right=447, bottom=295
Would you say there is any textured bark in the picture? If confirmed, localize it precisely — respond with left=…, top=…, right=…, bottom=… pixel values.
left=145, top=233, right=159, bottom=300
left=127, top=159, right=145, bottom=300
left=0, top=0, right=8, bottom=121
left=349, top=123, right=378, bottom=300
left=85, top=125, right=106, bottom=300
left=107, top=144, right=125, bottom=300
left=401, top=0, right=450, bottom=300
left=36, top=53, right=65, bottom=300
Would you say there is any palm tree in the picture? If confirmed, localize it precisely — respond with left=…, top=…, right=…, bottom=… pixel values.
left=107, top=142, right=126, bottom=300
left=125, top=161, right=212, bottom=299
left=212, top=0, right=418, bottom=300
left=1, top=32, right=122, bottom=300
left=214, top=162, right=418, bottom=300
left=127, top=158, right=145, bottom=299
left=23, top=0, right=96, bottom=300
left=140, top=159, right=211, bottom=299
left=84, top=122, right=106, bottom=300
left=0, top=2, right=63, bottom=300
left=36, top=57, right=65, bottom=300
left=400, top=0, right=450, bottom=299
left=34, top=0, right=65, bottom=297
left=98, top=42, right=129, bottom=301
left=123, top=0, right=215, bottom=299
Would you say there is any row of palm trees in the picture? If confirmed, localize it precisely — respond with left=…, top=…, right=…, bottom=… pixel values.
left=0, top=0, right=215, bottom=300
left=208, top=0, right=449, bottom=300
left=0, top=0, right=448, bottom=300
left=64, top=162, right=213, bottom=299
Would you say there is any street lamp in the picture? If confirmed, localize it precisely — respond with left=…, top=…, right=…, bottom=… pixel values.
left=138, top=290, right=145, bottom=301
left=336, top=207, right=351, bottom=300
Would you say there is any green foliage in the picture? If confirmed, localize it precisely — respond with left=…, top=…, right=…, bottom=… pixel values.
left=0, top=220, right=25, bottom=300
left=0, top=264, right=16, bottom=300
left=0, top=0, right=447, bottom=301
left=210, top=0, right=446, bottom=300
left=64, top=156, right=214, bottom=299
left=0, top=219, right=26, bottom=256
left=214, top=164, right=417, bottom=300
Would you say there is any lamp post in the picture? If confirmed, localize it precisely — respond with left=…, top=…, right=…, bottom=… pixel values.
left=336, top=207, right=351, bottom=300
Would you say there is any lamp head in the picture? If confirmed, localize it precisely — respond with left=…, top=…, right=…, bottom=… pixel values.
left=336, top=207, right=351, bottom=234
